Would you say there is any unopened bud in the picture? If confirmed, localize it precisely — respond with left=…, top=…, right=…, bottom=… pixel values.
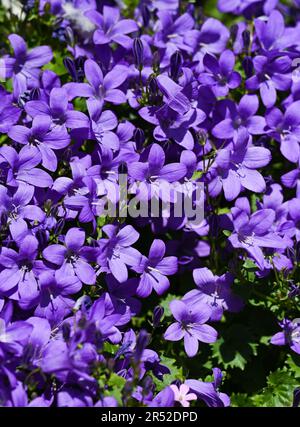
left=133, top=38, right=144, bottom=71
left=242, top=29, right=251, bottom=51
left=170, top=51, right=183, bottom=81
left=133, top=128, right=145, bottom=148
left=152, top=306, right=164, bottom=328
left=134, top=329, right=150, bottom=362
left=242, top=56, right=253, bottom=78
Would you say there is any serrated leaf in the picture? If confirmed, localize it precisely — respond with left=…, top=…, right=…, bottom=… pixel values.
left=230, top=393, right=255, bottom=407
left=285, top=355, right=300, bottom=378
left=253, top=370, right=298, bottom=407
left=212, top=324, right=258, bottom=370
left=106, top=373, right=126, bottom=405
left=159, top=294, right=180, bottom=317
left=151, top=355, right=184, bottom=392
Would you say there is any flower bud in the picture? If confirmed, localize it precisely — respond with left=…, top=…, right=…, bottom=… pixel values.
left=134, top=329, right=150, bottom=361
left=152, top=50, right=160, bottom=73
left=65, top=26, right=74, bottom=46
left=152, top=306, right=164, bottom=328
left=75, top=56, right=85, bottom=82
left=133, top=38, right=144, bottom=70
left=242, top=29, right=251, bottom=51
left=197, top=129, right=208, bottom=145
left=148, top=76, right=161, bottom=103
left=242, top=56, right=253, bottom=78
left=35, top=228, right=48, bottom=249
left=62, top=322, right=71, bottom=341
left=170, top=51, right=183, bottom=81
left=141, top=5, right=150, bottom=27
left=293, top=387, right=300, bottom=407
left=230, top=24, right=238, bottom=42
left=63, top=57, right=77, bottom=81
left=133, top=128, right=145, bottom=148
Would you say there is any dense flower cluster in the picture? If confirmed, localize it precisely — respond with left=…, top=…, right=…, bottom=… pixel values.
left=0, top=0, right=300, bottom=407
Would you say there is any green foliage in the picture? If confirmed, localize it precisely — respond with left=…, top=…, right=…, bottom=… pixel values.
left=212, top=324, right=258, bottom=370
left=152, top=355, right=184, bottom=392
left=232, top=366, right=299, bottom=407
left=106, top=373, right=127, bottom=405
left=159, top=294, right=180, bottom=317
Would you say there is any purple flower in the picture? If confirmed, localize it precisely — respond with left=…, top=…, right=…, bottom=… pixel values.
left=271, top=319, right=300, bottom=355
left=105, top=275, right=141, bottom=321
left=0, top=235, right=40, bottom=302
left=97, top=225, right=142, bottom=283
left=212, top=95, right=266, bottom=143
left=133, top=239, right=177, bottom=297
left=3, top=34, right=52, bottom=98
left=288, top=198, right=300, bottom=241
left=199, top=50, right=241, bottom=97
left=152, top=11, right=194, bottom=66
left=266, top=101, right=300, bottom=163
left=140, top=75, right=206, bottom=149
left=95, top=396, right=118, bottom=407
left=0, top=183, right=45, bottom=242
left=148, top=386, right=175, bottom=407
left=0, top=145, right=53, bottom=188
left=0, top=318, right=33, bottom=356
left=128, top=143, right=187, bottom=201
left=185, top=18, right=229, bottom=71
left=164, top=300, right=217, bottom=357
left=228, top=207, right=290, bottom=270
left=0, top=92, right=21, bottom=133
left=254, top=10, right=298, bottom=54
left=25, top=87, right=89, bottom=129
left=281, top=166, right=300, bottom=196
left=57, top=389, right=94, bottom=407
left=88, top=295, right=123, bottom=343
left=183, top=268, right=243, bottom=321
left=8, top=115, right=70, bottom=172
left=42, top=227, right=96, bottom=286
left=79, top=102, right=119, bottom=151
left=64, top=59, right=128, bottom=111
left=34, top=271, right=79, bottom=326
left=218, top=0, right=277, bottom=17
left=186, top=368, right=230, bottom=407
left=209, top=131, right=271, bottom=201
left=246, top=55, right=291, bottom=108
left=41, top=338, right=98, bottom=385
left=64, top=177, right=106, bottom=226
left=85, top=6, right=138, bottom=48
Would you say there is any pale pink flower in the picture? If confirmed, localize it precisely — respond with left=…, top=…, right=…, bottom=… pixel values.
left=170, top=384, right=197, bottom=407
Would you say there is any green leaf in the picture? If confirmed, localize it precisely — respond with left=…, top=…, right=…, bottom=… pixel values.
left=152, top=355, right=184, bottom=392
left=243, top=259, right=257, bottom=270
left=159, top=294, right=180, bottom=317
left=106, top=373, right=127, bottom=405
left=253, top=370, right=297, bottom=407
left=212, top=324, right=258, bottom=370
left=103, top=342, right=119, bottom=355
left=230, top=393, right=255, bottom=407
left=285, top=354, right=300, bottom=378
left=43, top=51, right=67, bottom=76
